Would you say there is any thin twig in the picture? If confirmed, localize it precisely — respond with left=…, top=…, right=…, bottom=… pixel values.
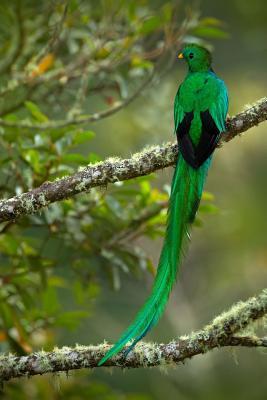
left=0, top=69, right=156, bottom=130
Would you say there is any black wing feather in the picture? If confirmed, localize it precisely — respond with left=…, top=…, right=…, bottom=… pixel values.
left=176, top=112, right=198, bottom=168
left=176, top=110, right=220, bottom=169
left=195, top=110, right=220, bottom=166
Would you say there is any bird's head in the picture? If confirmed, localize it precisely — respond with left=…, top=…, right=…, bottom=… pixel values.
left=178, top=44, right=212, bottom=72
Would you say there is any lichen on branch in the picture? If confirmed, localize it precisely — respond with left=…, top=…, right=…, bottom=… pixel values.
left=0, top=288, right=266, bottom=382
left=0, top=97, right=266, bottom=224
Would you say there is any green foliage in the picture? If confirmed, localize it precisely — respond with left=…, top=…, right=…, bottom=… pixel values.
left=190, top=17, right=229, bottom=39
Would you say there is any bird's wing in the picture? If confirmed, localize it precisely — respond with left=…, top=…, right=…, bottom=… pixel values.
left=208, top=79, right=229, bottom=132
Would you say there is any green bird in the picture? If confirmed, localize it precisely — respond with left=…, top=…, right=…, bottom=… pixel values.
left=99, top=44, right=229, bottom=366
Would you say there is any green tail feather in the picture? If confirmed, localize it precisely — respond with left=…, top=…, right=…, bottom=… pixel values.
left=98, top=156, right=211, bottom=366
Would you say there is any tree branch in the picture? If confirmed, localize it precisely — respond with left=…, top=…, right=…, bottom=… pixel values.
left=0, top=97, right=266, bottom=224
left=0, top=288, right=266, bottom=382
left=0, top=69, right=155, bottom=130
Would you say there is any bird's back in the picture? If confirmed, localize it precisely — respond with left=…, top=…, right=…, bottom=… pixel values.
left=176, top=71, right=227, bottom=145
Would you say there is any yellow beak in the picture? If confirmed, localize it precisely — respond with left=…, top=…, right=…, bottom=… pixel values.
left=178, top=53, right=184, bottom=59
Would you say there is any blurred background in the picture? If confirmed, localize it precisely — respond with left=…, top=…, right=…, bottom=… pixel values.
left=0, top=0, right=266, bottom=399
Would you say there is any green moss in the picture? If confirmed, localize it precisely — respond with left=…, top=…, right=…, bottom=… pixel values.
left=21, top=196, right=36, bottom=213
left=0, top=354, right=18, bottom=377
left=35, top=351, right=53, bottom=373
left=37, top=193, right=49, bottom=207
left=75, top=178, right=91, bottom=192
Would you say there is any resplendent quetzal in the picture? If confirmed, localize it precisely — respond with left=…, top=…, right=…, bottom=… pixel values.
left=99, top=44, right=229, bottom=366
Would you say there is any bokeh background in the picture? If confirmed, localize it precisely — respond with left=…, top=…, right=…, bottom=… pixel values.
left=1, top=0, right=267, bottom=399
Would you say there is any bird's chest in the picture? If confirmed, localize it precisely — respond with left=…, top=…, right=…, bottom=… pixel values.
left=179, top=73, right=215, bottom=112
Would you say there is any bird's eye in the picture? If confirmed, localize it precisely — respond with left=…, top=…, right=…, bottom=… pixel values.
left=189, top=52, right=194, bottom=59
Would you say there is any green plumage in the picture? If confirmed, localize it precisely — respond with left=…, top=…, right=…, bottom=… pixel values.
left=99, top=44, right=228, bottom=366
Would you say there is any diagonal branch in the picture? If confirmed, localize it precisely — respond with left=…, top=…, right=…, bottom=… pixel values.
left=0, top=69, right=156, bottom=130
left=0, top=97, right=266, bottom=224
left=0, top=288, right=266, bottom=382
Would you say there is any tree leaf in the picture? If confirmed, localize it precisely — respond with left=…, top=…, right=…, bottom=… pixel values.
left=24, top=101, right=49, bottom=122
left=73, top=130, right=95, bottom=145
left=139, top=16, right=162, bottom=35
left=191, top=26, right=229, bottom=39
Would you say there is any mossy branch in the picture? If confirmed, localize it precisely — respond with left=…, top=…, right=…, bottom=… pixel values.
left=0, top=289, right=266, bottom=382
left=0, top=97, right=266, bottom=224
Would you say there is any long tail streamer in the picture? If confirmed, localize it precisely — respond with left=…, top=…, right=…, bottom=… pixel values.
left=98, top=155, right=210, bottom=365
